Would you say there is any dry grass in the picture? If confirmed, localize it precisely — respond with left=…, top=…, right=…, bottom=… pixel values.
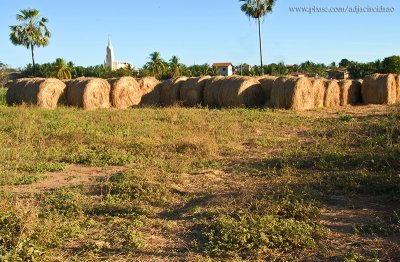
left=0, top=101, right=399, bottom=261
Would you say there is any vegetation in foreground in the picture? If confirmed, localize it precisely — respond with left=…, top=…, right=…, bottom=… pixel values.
left=0, top=91, right=399, bottom=261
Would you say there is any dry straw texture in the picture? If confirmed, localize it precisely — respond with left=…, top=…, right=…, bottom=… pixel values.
left=362, top=74, right=397, bottom=105
left=65, top=77, right=111, bottom=110
left=179, top=76, right=211, bottom=107
left=396, top=74, right=400, bottom=103
left=323, top=80, right=341, bottom=108
left=217, top=76, right=264, bottom=108
left=311, top=78, right=325, bottom=108
left=270, top=77, right=290, bottom=109
left=258, top=75, right=278, bottom=106
left=160, top=76, right=188, bottom=106
left=137, top=77, right=162, bottom=106
left=270, top=77, right=314, bottom=111
left=203, top=76, right=224, bottom=107
left=6, top=78, right=66, bottom=109
left=338, top=79, right=362, bottom=106
left=108, top=77, right=141, bottom=109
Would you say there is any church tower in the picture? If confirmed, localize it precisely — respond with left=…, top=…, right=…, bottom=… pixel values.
left=105, top=40, right=116, bottom=70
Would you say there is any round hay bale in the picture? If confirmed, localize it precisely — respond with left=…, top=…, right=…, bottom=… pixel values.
left=65, top=77, right=111, bottom=110
left=6, top=78, right=66, bottom=109
left=285, top=77, right=314, bottom=111
left=323, top=80, right=341, bottom=108
left=108, top=77, right=141, bottom=109
left=203, top=76, right=224, bottom=107
left=180, top=76, right=211, bottom=107
left=258, top=75, right=278, bottom=106
left=137, top=77, right=162, bottom=106
left=217, top=76, right=264, bottom=108
left=311, top=78, right=325, bottom=108
left=362, top=74, right=397, bottom=105
left=396, top=74, right=400, bottom=104
left=160, top=76, right=188, bottom=106
left=270, top=77, right=314, bottom=111
left=270, top=77, right=289, bottom=109
left=218, top=75, right=238, bottom=108
left=338, top=80, right=362, bottom=106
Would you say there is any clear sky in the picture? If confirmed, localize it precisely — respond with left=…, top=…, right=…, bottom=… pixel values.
left=1, top=0, right=399, bottom=69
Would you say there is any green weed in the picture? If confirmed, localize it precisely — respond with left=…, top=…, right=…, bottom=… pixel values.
left=204, top=212, right=327, bottom=257
left=0, top=88, right=6, bottom=106
left=39, top=189, right=84, bottom=218
left=0, top=211, right=43, bottom=261
left=17, top=162, right=66, bottom=173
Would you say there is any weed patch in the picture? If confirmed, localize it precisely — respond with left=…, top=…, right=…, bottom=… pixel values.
left=39, top=189, right=84, bottom=218
left=17, top=162, right=66, bottom=173
left=63, top=147, right=131, bottom=166
left=0, top=211, right=43, bottom=261
left=204, top=212, right=327, bottom=257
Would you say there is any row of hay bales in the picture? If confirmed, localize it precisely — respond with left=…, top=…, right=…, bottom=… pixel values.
left=263, top=73, right=400, bottom=110
left=5, top=73, right=400, bottom=111
left=6, top=77, right=163, bottom=110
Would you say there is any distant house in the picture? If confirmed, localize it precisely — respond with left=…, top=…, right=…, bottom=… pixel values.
left=212, top=62, right=234, bottom=76
left=286, top=64, right=297, bottom=70
left=235, top=64, right=253, bottom=75
left=327, top=69, right=349, bottom=80
left=288, top=72, right=307, bottom=78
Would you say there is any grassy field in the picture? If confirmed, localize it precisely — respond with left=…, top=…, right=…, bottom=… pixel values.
left=0, top=88, right=6, bottom=106
left=0, top=89, right=399, bottom=261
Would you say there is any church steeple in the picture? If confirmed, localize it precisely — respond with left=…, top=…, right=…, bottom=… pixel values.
left=105, top=39, right=115, bottom=70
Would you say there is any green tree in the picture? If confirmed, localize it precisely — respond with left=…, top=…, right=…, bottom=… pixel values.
left=239, top=0, right=276, bottom=76
left=9, top=8, right=51, bottom=68
left=265, top=62, right=288, bottom=76
left=347, top=61, right=380, bottom=79
left=169, top=56, right=181, bottom=77
left=146, top=52, right=166, bottom=79
left=381, top=55, right=400, bottom=74
left=300, top=61, right=327, bottom=77
left=208, top=66, right=219, bottom=76
left=0, top=62, right=7, bottom=87
left=54, top=58, right=72, bottom=80
left=339, top=58, right=351, bottom=68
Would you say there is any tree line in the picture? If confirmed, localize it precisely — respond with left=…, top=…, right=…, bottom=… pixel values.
left=13, top=54, right=220, bottom=80
left=1, top=54, right=400, bottom=82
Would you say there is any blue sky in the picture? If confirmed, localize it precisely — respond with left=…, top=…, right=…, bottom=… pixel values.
left=1, top=0, right=399, bottom=68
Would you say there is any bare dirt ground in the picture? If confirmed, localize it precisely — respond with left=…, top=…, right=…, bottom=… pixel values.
left=4, top=165, right=127, bottom=193
left=320, top=197, right=400, bottom=261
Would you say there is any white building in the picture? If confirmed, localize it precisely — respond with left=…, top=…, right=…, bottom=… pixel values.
left=105, top=40, right=132, bottom=71
left=212, top=62, right=234, bottom=76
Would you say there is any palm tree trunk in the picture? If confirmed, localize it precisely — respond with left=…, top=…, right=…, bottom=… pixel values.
left=257, top=17, right=264, bottom=76
left=31, top=44, right=36, bottom=69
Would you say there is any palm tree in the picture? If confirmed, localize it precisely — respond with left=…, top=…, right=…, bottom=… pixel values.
left=9, top=8, right=51, bottom=68
left=239, top=0, right=276, bottom=76
left=169, top=56, right=181, bottom=77
left=208, top=66, right=219, bottom=76
left=54, top=58, right=72, bottom=80
left=146, top=52, right=165, bottom=79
